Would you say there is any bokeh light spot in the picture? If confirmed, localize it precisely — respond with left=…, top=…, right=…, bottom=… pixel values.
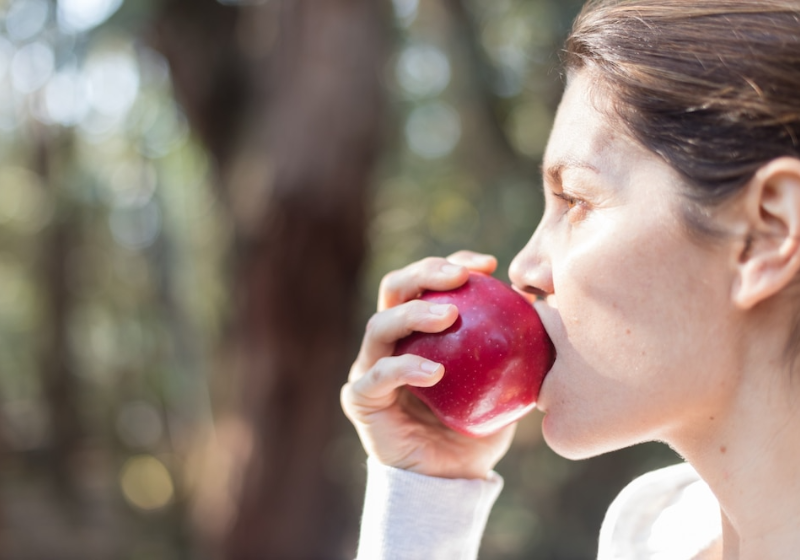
left=396, top=43, right=450, bottom=99
left=44, top=68, right=90, bottom=126
left=11, top=41, right=54, bottom=93
left=405, top=101, right=461, bottom=159
left=85, top=49, right=140, bottom=117
left=120, top=455, right=174, bottom=511
left=391, top=0, right=418, bottom=26
left=57, top=0, right=123, bottom=34
left=6, top=0, right=50, bottom=43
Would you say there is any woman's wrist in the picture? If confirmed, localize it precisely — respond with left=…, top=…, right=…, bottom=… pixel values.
left=356, top=457, right=504, bottom=560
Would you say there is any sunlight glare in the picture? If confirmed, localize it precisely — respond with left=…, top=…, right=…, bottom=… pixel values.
left=57, top=0, right=123, bottom=34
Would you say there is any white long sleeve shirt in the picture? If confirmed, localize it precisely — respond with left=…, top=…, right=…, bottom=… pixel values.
left=357, top=458, right=722, bottom=560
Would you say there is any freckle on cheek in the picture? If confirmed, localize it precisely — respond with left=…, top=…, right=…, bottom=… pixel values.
left=625, top=328, right=631, bottom=335
left=720, top=445, right=727, bottom=454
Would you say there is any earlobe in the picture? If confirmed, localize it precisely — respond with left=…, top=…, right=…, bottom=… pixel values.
left=733, top=157, right=800, bottom=310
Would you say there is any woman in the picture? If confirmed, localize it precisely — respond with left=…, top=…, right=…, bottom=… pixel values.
left=341, top=1, right=800, bottom=558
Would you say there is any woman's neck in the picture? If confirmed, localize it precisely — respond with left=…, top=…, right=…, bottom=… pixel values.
left=671, top=334, right=800, bottom=560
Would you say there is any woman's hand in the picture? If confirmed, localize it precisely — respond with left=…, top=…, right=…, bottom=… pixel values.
left=341, top=251, right=517, bottom=480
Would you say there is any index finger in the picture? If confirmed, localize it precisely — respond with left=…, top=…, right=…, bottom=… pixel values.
left=378, top=252, right=498, bottom=311
left=446, top=250, right=497, bottom=274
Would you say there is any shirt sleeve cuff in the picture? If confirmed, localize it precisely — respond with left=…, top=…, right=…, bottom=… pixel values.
left=356, top=456, right=504, bottom=560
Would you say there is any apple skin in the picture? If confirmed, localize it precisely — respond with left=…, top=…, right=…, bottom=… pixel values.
left=394, top=272, right=555, bottom=438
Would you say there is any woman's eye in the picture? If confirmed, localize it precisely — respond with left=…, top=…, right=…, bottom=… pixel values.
left=555, top=192, right=578, bottom=208
left=552, top=191, right=588, bottom=222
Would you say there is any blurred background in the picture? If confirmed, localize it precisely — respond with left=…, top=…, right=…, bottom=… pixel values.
left=0, top=0, right=681, bottom=558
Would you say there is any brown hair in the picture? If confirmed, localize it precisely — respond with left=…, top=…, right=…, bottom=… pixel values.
left=564, top=0, right=800, bottom=229
left=565, top=1, right=800, bottom=358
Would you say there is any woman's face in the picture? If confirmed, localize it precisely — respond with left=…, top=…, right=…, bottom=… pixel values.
left=510, top=71, right=742, bottom=458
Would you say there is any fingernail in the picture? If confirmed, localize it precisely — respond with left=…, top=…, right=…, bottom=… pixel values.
left=441, top=264, right=463, bottom=275
left=429, top=304, right=452, bottom=316
left=419, top=360, right=441, bottom=374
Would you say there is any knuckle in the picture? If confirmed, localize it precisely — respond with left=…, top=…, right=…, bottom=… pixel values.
left=395, top=301, right=423, bottom=331
left=405, top=299, right=429, bottom=322
left=370, top=356, right=399, bottom=386
left=395, top=302, right=413, bottom=324
left=365, top=313, right=381, bottom=336
left=405, top=257, right=444, bottom=287
left=370, top=357, right=390, bottom=380
left=419, top=256, right=445, bottom=272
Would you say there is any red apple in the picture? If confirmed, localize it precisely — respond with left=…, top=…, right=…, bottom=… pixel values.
left=394, top=272, right=555, bottom=437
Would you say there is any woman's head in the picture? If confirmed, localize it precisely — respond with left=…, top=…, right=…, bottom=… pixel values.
left=509, top=0, right=800, bottom=459
left=564, top=0, right=800, bottom=236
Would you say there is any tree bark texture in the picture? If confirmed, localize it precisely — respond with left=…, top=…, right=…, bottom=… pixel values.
left=152, top=1, right=388, bottom=557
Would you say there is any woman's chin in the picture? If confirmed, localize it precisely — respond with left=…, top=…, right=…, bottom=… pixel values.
left=541, top=411, right=613, bottom=461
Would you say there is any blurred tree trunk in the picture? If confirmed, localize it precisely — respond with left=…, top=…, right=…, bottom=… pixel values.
left=34, top=128, right=82, bottom=502
left=152, top=0, right=388, bottom=558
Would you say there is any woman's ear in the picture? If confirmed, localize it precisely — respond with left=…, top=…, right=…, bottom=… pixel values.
left=733, top=157, right=800, bottom=309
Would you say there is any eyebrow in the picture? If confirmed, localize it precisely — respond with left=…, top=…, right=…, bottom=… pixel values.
left=541, top=158, right=600, bottom=186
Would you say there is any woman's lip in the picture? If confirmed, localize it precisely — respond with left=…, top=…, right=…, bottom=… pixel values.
left=536, top=354, right=554, bottom=413
left=533, top=298, right=559, bottom=414
left=533, top=299, right=558, bottom=337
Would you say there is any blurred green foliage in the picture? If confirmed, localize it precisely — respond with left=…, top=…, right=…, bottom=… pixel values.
left=0, top=0, right=227, bottom=556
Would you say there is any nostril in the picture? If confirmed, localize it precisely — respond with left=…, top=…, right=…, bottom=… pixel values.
left=511, top=285, right=542, bottom=304
left=518, top=286, right=549, bottom=299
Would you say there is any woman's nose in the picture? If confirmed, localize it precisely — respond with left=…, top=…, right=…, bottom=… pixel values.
left=509, top=229, right=554, bottom=298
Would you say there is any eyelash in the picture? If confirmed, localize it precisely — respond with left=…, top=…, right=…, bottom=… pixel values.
left=551, top=191, right=588, bottom=222
left=553, top=191, right=580, bottom=210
